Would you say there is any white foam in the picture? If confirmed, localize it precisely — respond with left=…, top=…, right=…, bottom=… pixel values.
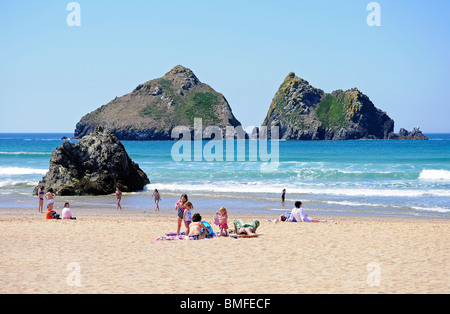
left=0, top=167, right=47, bottom=176
left=410, top=206, right=450, bottom=213
left=145, top=182, right=450, bottom=198
left=418, top=170, right=450, bottom=181
left=0, top=180, right=38, bottom=188
left=0, top=151, right=50, bottom=156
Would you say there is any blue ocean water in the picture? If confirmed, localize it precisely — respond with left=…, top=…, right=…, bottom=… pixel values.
left=0, top=133, right=449, bottom=218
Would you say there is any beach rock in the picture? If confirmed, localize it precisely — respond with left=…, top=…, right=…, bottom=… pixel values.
left=34, top=126, right=150, bottom=196
left=74, top=65, right=243, bottom=140
left=396, top=127, right=429, bottom=140
left=261, top=72, right=427, bottom=140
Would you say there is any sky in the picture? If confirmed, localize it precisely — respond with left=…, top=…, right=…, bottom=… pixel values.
left=0, top=0, right=449, bottom=133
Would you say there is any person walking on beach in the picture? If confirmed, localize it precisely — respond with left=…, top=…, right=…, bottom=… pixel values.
left=116, top=187, right=123, bottom=211
left=45, top=188, right=55, bottom=210
left=151, top=189, right=161, bottom=211
left=281, top=189, right=286, bottom=206
left=175, top=194, right=188, bottom=235
left=38, top=187, right=44, bottom=213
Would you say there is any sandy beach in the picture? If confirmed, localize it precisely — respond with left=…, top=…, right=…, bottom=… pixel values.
left=0, top=207, right=449, bottom=294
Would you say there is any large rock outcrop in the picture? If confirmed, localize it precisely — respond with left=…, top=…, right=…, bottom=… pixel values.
left=34, top=126, right=150, bottom=196
left=74, top=65, right=243, bottom=140
left=261, top=72, right=428, bottom=140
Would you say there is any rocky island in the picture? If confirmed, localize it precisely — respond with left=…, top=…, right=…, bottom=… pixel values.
left=74, top=65, right=243, bottom=140
left=35, top=126, right=150, bottom=196
left=261, top=72, right=428, bottom=140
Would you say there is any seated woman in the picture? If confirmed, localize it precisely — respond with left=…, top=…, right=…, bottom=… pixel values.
left=232, top=219, right=260, bottom=238
left=188, top=213, right=209, bottom=240
left=62, top=202, right=76, bottom=220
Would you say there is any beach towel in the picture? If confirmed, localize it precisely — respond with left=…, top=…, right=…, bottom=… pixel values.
left=165, top=232, right=185, bottom=236
left=155, top=235, right=210, bottom=241
left=155, top=235, right=188, bottom=241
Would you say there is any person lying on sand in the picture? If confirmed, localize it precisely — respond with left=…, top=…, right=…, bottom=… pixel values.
left=232, top=219, right=260, bottom=238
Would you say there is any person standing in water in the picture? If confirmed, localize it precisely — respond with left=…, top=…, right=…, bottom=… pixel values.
left=281, top=189, right=286, bottom=206
left=116, top=187, right=123, bottom=211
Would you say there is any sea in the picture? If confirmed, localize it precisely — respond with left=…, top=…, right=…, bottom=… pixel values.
left=0, top=133, right=449, bottom=219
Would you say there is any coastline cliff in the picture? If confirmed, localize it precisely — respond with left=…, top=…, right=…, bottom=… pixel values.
left=261, top=72, right=428, bottom=140
left=75, top=65, right=243, bottom=140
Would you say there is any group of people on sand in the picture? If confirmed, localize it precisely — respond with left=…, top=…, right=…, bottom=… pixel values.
left=174, top=193, right=261, bottom=239
left=37, top=187, right=76, bottom=220
left=40, top=186, right=327, bottom=228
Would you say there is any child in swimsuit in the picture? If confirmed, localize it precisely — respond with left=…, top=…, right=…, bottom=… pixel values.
left=215, top=207, right=229, bottom=237
left=175, top=194, right=188, bottom=236
left=188, top=213, right=208, bottom=240
left=183, top=201, right=193, bottom=235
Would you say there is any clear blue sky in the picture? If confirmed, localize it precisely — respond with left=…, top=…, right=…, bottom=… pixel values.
left=1, top=0, right=449, bottom=133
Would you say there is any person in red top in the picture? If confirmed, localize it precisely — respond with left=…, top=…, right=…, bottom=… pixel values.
left=45, top=204, right=60, bottom=220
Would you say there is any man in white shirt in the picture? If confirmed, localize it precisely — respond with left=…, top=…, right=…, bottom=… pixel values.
left=267, top=201, right=329, bottom=223
left=286, top=201, right=308, bottom=222
left=286, top=201, right=327, bottom=223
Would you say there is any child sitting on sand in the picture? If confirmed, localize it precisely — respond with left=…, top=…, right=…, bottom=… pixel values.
left=45, top=204, right=60, bottom=220
left=215, top=207, right=229, bottom=237
left=188, top=213, right=208, bottom=240
left=183, top=201, right=193, bottom=235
